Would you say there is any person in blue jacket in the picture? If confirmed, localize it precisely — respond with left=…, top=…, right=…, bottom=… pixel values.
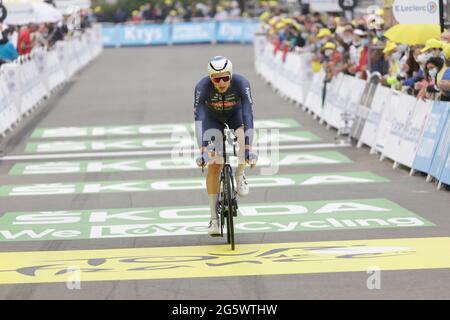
left=0, top=26, right=19, bottom=63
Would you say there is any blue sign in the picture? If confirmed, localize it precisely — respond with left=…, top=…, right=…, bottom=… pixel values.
left=171, top=22, right=215, bottom=44
left=117, top=24, right=170, bottom=46
left=216, top=21, right=245, bottom=43
left=412, top=101, right=450, bottom=174
left=101, top=21, right=257, bottom=47
left=438, top=132, right=450, bottom=186
left=242, top=20, right=260, bottom=43
left=102, top=25, right=118, bottom=47
left=430, top=111, right=450, bottom=179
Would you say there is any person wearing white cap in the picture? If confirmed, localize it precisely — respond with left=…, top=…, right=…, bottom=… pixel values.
left=349, top=29, right=367, bottom=66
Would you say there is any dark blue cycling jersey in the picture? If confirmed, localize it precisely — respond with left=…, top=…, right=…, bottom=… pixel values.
left=194, top=74, right=254, bottom=148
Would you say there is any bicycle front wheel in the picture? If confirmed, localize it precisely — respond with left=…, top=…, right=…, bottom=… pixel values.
left=223, top=166, right=235, bottom=250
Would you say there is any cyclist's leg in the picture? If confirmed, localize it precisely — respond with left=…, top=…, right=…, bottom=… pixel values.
left=202, top=116, right=225, bottom=229
left=229, top=111, right=246, bottom=177
left=229, top=111, right=249, bottom=196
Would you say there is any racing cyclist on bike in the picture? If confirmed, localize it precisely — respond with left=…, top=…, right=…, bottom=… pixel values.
left=194, top=56, right=257, bottom=236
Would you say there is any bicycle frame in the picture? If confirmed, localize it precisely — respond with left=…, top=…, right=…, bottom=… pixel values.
left=210, top=123, right=238, bottom=250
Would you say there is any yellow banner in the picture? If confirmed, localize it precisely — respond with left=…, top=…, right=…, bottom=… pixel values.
left=1, top=237, right=450, bottom=284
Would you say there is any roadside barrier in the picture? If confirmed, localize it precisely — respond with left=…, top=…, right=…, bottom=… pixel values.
left=101, top=19, right=259, bottom=47
left=254, top=36, right=450, bottom=190
left=0, top=24, right=103, bottom=139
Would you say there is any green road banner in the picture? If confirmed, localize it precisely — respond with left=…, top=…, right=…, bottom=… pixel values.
left=10, top=151, right=352, bottom=175
left=0, top=199, right=431, bottom=241
left=31, top=118, right=302, bottom=139
left=0, top=171, right=386, bottom=197
left=25, top=131, right=320, bottom=153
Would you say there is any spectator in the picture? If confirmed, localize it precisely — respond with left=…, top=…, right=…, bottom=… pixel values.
left=142, top=3, right=153, bottom=21
left=94, top=6, right=107, bottom=23
left=349, top=29, right=366, bottom=66
left=32, top=24, right=49, bottom=48
left=402, top=45, right=426, bottom=90
left=131, top=10, right=142, bottom=24
left=435, top=44, right=450, bottom=101
left=47, top=21, right=68, bottom=48
left=370, top=46, right=389, bottom=76
left=215, top=6, right=228, bottom=21
left=229, top=1, right=241, bottom=19
left=420, top=38, right=444, bottom=60
left=0, top=25, right=19, bottom=63
left=381, top=41, right=402, bottom=89
left=113, top=8, right=127, bottom=24
left=17, top=24, right=36, bottom=55
left=417, top=57, right=444, bottom=100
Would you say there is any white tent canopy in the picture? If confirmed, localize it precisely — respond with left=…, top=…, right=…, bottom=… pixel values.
left=54, top=0, right=91, bottom=12
left=4, top=0, right=35, bottom=25
left=3, top=0, right=89, bottom=25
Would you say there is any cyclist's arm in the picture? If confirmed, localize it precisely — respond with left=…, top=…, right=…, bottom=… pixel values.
left=239, top=77, right=254, bottom=149
left=194, top=82, right=208, bottom=152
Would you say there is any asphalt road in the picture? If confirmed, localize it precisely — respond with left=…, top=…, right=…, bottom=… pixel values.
left=0, top=44, right=449, bottom=300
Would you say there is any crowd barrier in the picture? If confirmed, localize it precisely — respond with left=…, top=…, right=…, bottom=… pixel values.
left=102, top=20, right=260, bottom=47
left=0, top=24, right=103, bottom=138
left=254, top=35, right=450, bottom=189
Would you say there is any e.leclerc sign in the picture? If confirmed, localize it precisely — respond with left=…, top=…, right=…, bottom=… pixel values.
left=393, top=0, right=440, bottom=25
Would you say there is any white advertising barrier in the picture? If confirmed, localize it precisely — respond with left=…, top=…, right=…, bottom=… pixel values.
left=32, top=48, right=50, bottom=97
left=396, top=99, right=433, bottom=168
left=92, top=24, right=104, bottom=57
left=359, top=85, right=392, bottom=150
left=0, top=63, right=22, bottom=121
left=0, top=71, right=20, bottom=136
left=374, top=90, right=402, bottom=154
left=258, top=42, right=278, bottom=84
left=47, top=49, right=67, bottom=91
left=270, top=50, right=284, bottom=94
left=382, top=93, right=418, bottom=164
left=325, top=75, right=366, bottom=131
left=254, top=34, right=267, bottom=74
left=66, top=39, right=82, bottom=79
left=328, top=74, right=353, bottom=129
left=276, top=52, right=302, bottom=102
left=19, top=55, right=47, bottom=115
left=56, top=41, right=69, bottom=79
left=304, top=69, right=326, bottom=117
left=321, top=72, right=344, bottom=125
left=297, top=53, right=314, bottom=105
left=0, top=27, right=103, bottom=138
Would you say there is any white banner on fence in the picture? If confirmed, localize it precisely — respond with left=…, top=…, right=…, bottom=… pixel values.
left=396, top=99, right=433, bottom=168
left=382, top=93, right=417, bottom=163
left=322, top=72, right=344, bottom=125
left=0, top=25, right=103, bottom=138
left=374, top=90, right=402, bottom=153
left=359, top=85, right=392, bottom=149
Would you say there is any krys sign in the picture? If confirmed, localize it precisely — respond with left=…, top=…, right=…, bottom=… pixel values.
left=393, top=0, right=440, bottom=25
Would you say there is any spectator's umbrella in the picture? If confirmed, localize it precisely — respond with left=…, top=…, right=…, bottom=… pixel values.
left=4, top=0, right=62, bottom=24
left=54, top=0, right=91, bottom=14
left=384, top=24, right=441, bottom=45
left=3, top=0, right=35, bottom=25
left=32, top=1, right=62, bottom=23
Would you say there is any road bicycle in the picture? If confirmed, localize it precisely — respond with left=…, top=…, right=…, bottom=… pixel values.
left=202, top=123, right=239, bottom=250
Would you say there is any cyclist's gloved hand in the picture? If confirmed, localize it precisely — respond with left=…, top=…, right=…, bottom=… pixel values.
left=196, top=151, right=209, bottom=167
left=245, top=150, right=258, bottom=168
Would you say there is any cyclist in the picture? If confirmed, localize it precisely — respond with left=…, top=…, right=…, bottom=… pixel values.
left=194, top=56, right=257, bottom=236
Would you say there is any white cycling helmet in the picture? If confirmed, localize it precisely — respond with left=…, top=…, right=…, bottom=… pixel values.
left=208, top=56, right=233, bottom=79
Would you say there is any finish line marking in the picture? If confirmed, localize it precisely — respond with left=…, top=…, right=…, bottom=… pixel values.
left=0, top=237, right=448, bottom=284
